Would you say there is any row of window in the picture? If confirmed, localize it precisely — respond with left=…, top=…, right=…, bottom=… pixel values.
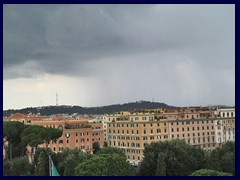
left=52, top=138, right=101, bottom=144
left=109, top=141, right=141, bottom=147
left=171, top=126, right=214, bottom=132
left=202, top=144, right=215, bottom=148
left=109, top=134, right=215, bottom=143
left=221, top=112, right=235, bottom=118
left=52, top=145, right=89, bottom=152
left=93, top=126, right=102, bottom=129
left=109, top=123, right=167, bottom=128
left=171, top=114, right=200, bottom=119
left=131, top=117, right=154, bottom=121
left=127, top=155, right=141, bottom=161
left=53, top=138, right=90, bottom=144
left=109, top=126, right=223, bottom=135
left=93, top=133, right=101, bottom=136
left=171, top=136, right=215, bottom=143
left=109, top=135, right=169, bottom=143
left=75, top=132, right=89, bottom=136
left=223, top=127, right=235, bottom=131
left=123, top=149, right=141, bottom=154
left=223, top=136, right=235, bottom=140
left=74, top=132, right=103, bottom=137
left=110, top=136, right=141, bottom=140
left=108, top=119, right=232, bottom=129
left=171, top=120, right=214, bottom=126
left=109, top=128, right=167, bottom=134
left=109, top=129, right=222, bottom=138
left=109, top=119, right=235, bottom=129
left=110, top=116, right=154, bottom=121
left=92, top=138, right=101, bottom=141
left=222, top=119, right=235, bottom=124
left=171, top=132, right=214, bottom=138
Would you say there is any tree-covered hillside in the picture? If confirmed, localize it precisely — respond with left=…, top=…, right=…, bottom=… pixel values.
left=3, top=101, right=173, bottom=117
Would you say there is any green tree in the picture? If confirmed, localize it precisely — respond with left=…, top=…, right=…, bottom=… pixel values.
left=41, top=127, right=63, bottom=148
left=63, top=157, right=76, bottom=176
left=21, top=125, right=62, bottom=149
left=34, top=149, right=49, bottom=176
left=97, top=146, right=126, bottom=158
left=139, top=139, right=207, bottom=176
left=51, top=147, right=93, bottom=176
left=206, top=141, right=235, bottom=175
left=5, top=143, right=27, bottom=160
left=51, top=148, right=72, bottom=176
left=221, top=152, right=235, bottom=174
left=155, top=152, right=166, bottom=176
left=21, top=125, right=45, bottom=162
left=191, top=169, right=232, bottom=176
left=3, top=159, right=11, bottom=176
left=93, top=142, right=100, bottom=154
left=3, top=156, right=31, bottom=176
left=21, top=125, right=62, bottom=162
left=75, top=154, right=135, bottom=176
left=4, top=121, right=25, bottom=161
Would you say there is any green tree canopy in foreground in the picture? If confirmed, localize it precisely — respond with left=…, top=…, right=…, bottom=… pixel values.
left=206, top=141, right=235, bottom=175
left=139, top=139, right=207, bottom=176
left=191, top=169, right=232, bottom=176
left=3, top=156, right=31, bottom=176
left=21, top=125, right=62, bottom=148
left=75, top=153, right=135, bottom=176
left=50, top=147, right=93, bottom=176
left=97, top=146, right=126, bottom=158
left=3, top=121, right=25, bottom=160
left=4, top=122, right=62, bottom=163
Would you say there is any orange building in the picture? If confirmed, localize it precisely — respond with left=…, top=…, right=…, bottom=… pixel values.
left=3, top=113, right=104, bottom=156
left=90, top=122, right=105, bottom=148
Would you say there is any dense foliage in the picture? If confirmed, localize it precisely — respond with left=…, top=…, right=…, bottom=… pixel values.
left=206, top=141, right=235, bottom=175
left=139, top=139, right=207, bottom=176
left=97, top=146, right=126, bottom=158
left=4, top=122, right=62, bottom=161
left=21, top=125, right=62, bottom=148
left=52, top=147, right=93, bottom=176
left=75, top=149, right=135, bottom=176
left=4, top=121, right=26, bottom=160
left=191, top=169, right=232, bottom=176
left=139, top=140, right=235, bottom=176
left=3, top=156, right=32, bottom=176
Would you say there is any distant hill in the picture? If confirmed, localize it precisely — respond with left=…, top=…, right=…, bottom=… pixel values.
left=3, top=101, right=174, bottom=117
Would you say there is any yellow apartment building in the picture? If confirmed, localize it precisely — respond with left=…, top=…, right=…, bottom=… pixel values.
left=107, top=111, right=169, bottom=165
left=106, top=107, right=235, bottom=166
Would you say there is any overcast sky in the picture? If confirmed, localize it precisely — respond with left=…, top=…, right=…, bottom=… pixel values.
left=3, top=4, right=235, bottom=110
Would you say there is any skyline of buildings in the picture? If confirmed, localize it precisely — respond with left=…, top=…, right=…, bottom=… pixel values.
left=3, top=106, right=235, bottom=166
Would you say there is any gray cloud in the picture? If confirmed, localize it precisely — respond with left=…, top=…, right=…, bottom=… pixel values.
left=3, top=4, right=235, bottom=108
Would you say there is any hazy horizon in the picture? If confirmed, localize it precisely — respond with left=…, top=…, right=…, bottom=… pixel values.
left=3, top=100, right=234, bottom=111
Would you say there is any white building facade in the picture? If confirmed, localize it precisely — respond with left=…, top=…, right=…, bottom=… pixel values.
left=214, top=108, right=235, bottom=144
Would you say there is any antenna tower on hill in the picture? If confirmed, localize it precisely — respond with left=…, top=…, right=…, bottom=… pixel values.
left=56, top=92, right=58, bottom=106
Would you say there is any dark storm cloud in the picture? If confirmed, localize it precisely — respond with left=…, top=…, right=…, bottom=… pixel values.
left=3, top=4, right=235, bottom=108
left=4, top=4, right=234, bottom=79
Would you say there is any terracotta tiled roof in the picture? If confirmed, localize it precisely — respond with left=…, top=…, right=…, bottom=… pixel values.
left=6, top=113, right=27, bottom=120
